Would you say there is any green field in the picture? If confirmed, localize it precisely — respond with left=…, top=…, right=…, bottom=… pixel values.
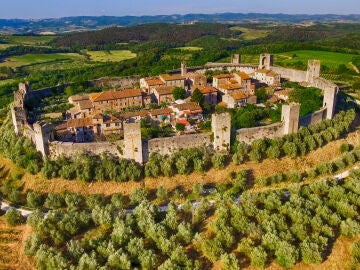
left=275, top=50, right=358, bottom=71
left=87, top=50, right=137, bottom=62
left=1, top=35, right=55, bottom=46
left=0, top=53, right=85, bottom=68
left=230, top=26, right=272, bottom=40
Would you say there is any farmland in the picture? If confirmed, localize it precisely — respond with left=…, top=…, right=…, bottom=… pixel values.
left=86, top=50, right=137, bottom=62
left=275, top=50, right=359, bottom=71
left=230, top=26, right=272, bottom=40
left=0, top=53, right=85, bottom=68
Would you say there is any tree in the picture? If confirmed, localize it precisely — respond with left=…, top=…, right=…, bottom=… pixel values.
left=27, top=191, right=45, bottom=208
left=176, top=123, right=185, bottom=132
left=173, top=87, right=186, bottom=100
left=255, top=87, right=268, bottom=103
left=191, top=88, right=204, bottom=106
left=220, top=253, right=239, bottom=270
left=250, top=246, right=267, bottom=268
left=5, top=208, right=26, bottom=227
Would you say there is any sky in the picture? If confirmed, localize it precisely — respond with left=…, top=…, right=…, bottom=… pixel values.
left=0, top=0, right=360, bottom=19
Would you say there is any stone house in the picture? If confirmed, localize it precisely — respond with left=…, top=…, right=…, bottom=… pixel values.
left=212, top=74, right=234, bottom=88
left=149, top=108, right=173, bottom=125
left=222, top=92, right=257, bottom=108
left=192, top=85, right=218, bottom=105
left=159, top=74, right=186, bottom=88
left=170, top=102, right=203, bottom=121
left=151, top=85, right=175, bottom=105
left=140, top=77, right=165, bottom=93
left=252, top=69, right=281, bottom=86
left=89, top=89, right=143, bottom=111
left=274, top=88, right=292, bottom=101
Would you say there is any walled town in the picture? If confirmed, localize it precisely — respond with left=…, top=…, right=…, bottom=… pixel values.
left=11, top=53, right=337, bottom=164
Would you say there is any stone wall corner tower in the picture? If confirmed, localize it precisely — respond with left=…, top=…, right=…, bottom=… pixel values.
left=282, top=102, right=300, bottom=135
left=323, top=86, right=338, bottom=120
left=33, top=121, right=54, bottom=157
left=212, top=112, right=231, bottom=152
left=259, top=53, right=274, bottom=69
left=124, top=121, right=143, bottom=164
left=306, top=60, right=321, bottom=83
left=231, top=54, right=241, bottom=65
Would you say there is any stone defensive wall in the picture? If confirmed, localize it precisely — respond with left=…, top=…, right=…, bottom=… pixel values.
left=309, top=77, right=338, bottom=91
left=49, top=140, right=125, bottom=159
left=90, top=76, right=140, bottom=88
left=147, top=133, right=212, bottom=157
left=270, top=67, right=307, bottom=83
left=299, top=107, right=327, bottom=127
left=236, top=122, right=284, bottom=144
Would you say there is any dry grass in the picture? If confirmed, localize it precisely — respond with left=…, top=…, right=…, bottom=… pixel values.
left=0, top=126, right=357, bottom=198
left=0, top=216, right=34, bottom=270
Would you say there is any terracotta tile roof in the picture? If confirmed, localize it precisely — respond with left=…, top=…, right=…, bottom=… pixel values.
left=92, top=113, right=103, bottom=119
left=255, top=69, right=279, bottom=77
left=235, top=72, right=251, bottom=80
left=144, top=77, right=165, bottom=86
left=173, top=102, right=203, bottom=113
left=90, top=89, right=142, bottom=102
left=267, top=71, right=279, bottom=77
left=230, top=92, right=250, bottom=100
left=78, top=100, right=93, bottom=110
left=256, top=69, right=271, bottom=74
left=66, top=117, right=93, bottom=129
left=196, top=86, right=218, bottom=94
left=159, top=74, right=185, bottom=81
left=218, top=83, right=242, bottom=90
left=177, top=119, right=190, bottom=126
left=121, top=110, right=149, bottom=119
left=103, top=114, right=121, bottom=124
left=268, top=96, right=279, bottom=103
left=213, top=74, right=234, bottom=79
left=274, top=88, right=291, bottom=98
left=153, top=85, right=175, bottom=95
left=69, top=94, right=89, bottom=103
left=150, top=108, right=173, bottom=116
left=68, top=106, right=81, bottom=116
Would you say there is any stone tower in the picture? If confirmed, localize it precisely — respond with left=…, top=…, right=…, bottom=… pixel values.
left=323, top=86, right=338, bottom=120
left=282, top=103, right=300, bottom=135
left=124, top=121, right=143, bottom=164
left=231, top=54, right=241, bottom=65
left=33, top=121, right=54, bottom=157
left=181, top=62, right=187, bottom=76
left=259, top=54, right=274, bottom=69
left=212, top=112, right=231, bottom=152
left=306, top=60, right=321, bottom=83
left=14, top=82, right=31, bottom=107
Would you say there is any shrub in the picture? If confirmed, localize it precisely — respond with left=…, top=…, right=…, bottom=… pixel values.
left=250, top=246, right=267, bottom=268
left=340, top=143, right=352, bottom=153
left=283, top=141, right=298, bottom=158
left=5, top=208, right=26, bottom=227
left=44, top=193, right=65, bottom=209
left=27, top=191, right=45, bottom=208
left=212, top=152, right=227, bottom=169
left=130, top=188, right=147, bottom=206
left=340, top=219, right=360, bottom=238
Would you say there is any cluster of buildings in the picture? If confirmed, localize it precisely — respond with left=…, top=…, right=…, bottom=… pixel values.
left=56, top=59, right=285, bottom=142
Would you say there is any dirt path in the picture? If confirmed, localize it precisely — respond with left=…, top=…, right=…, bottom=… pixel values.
left=349, top=62, right=360, bottom=74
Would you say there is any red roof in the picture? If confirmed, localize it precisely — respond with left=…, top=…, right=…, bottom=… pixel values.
left=177, top=119, right=190, bottom=126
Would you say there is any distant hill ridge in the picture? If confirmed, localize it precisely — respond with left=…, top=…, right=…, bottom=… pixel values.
left=1, top=13, right=360, bottom=34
